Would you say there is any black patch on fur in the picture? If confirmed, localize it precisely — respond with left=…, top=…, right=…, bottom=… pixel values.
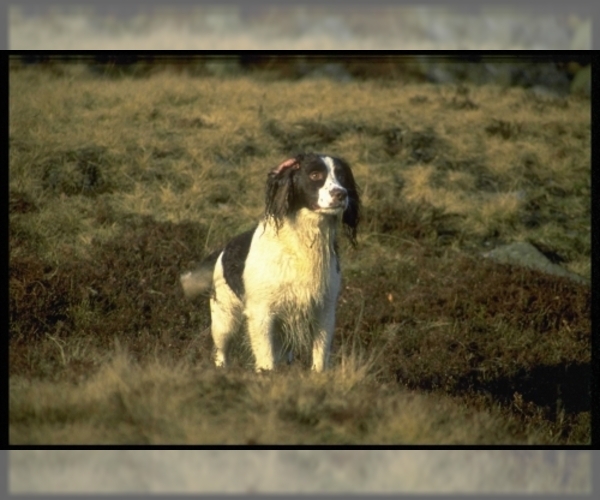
left=201, top=247, right=223, bottom=270
left=222, top=227, right=256, bottom=300
left=332, top=156, right=360, bottom=247
left=265, top=165, right=295, bottom=229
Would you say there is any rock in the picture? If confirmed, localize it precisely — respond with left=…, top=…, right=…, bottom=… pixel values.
left=482, top=242, right=589, bottom=286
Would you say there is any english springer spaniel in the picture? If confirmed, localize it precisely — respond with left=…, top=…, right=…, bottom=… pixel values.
left=180, top=153, right=360, bottom=372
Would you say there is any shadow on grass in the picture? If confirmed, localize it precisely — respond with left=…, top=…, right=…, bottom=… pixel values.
left=471, top=362, right=590, bottom=415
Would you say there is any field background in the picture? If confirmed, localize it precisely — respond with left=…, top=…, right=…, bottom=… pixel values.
left=9, top=56, right=590, bottom=457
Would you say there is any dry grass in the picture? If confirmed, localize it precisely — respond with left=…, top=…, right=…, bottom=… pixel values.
left=9, top=60, right=590, bottom=445
left=10, top=349, right=535, bottom=445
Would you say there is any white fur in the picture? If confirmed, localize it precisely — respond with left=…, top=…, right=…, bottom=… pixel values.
left=210, top=208, right=342, bottom=372
left=183, top=154, right=357, bottom=373
left=317, top=155, right=347, bottom=211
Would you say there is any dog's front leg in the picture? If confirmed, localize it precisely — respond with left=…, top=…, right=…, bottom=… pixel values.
left=311, top=305, right=336, bottom=372
left=246, top=306, right=276, bottom=372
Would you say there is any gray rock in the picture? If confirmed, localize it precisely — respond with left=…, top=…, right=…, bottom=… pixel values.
left=482, top=242, right=589, bottom=285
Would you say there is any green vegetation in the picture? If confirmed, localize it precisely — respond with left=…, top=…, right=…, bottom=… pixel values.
left=9, top=62, right=590, bottom=444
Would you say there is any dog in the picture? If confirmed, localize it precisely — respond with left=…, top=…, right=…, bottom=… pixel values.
left=180, top=153, right=360, bottom=372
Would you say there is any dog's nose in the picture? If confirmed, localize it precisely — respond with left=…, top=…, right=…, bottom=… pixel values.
left=331, top=188, right=347, bottom=202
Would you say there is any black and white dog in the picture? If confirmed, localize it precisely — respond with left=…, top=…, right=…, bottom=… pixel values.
left=180, top=153, right=359, bottom=372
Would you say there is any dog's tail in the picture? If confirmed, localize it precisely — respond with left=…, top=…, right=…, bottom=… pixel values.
left=180, top=249, right=221, bottom=300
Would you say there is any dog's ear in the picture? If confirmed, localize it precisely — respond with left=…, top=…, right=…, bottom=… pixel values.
left=337, top=158, right=360, bottom=246
left=271, top=157, right=299, bottom=176
left=265, top=157, right=300, bottom=227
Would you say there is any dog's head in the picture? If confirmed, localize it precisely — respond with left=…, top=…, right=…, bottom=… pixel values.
left=265, top=153, right=360, bottom=245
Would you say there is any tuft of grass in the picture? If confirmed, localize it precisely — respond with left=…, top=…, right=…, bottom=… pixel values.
left=10, top=346, right=543, bottom=445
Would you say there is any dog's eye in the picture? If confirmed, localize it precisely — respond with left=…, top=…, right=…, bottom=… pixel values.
left=309, top=171, right=324, bottom=181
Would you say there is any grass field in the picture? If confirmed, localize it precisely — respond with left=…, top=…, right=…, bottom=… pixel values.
left=9, top=61, right=590, bottom=445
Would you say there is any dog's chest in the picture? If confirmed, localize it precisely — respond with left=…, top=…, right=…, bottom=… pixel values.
left=244, top=227, right=339, bottom=308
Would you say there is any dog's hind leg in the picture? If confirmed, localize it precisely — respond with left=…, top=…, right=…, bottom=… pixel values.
left=210, top=254, right=242, bottom=368
left=210, top=297, right=240, bottom=368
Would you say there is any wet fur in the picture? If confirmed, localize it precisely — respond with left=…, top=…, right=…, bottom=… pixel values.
left=181, top=153, right=359, bottom=372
